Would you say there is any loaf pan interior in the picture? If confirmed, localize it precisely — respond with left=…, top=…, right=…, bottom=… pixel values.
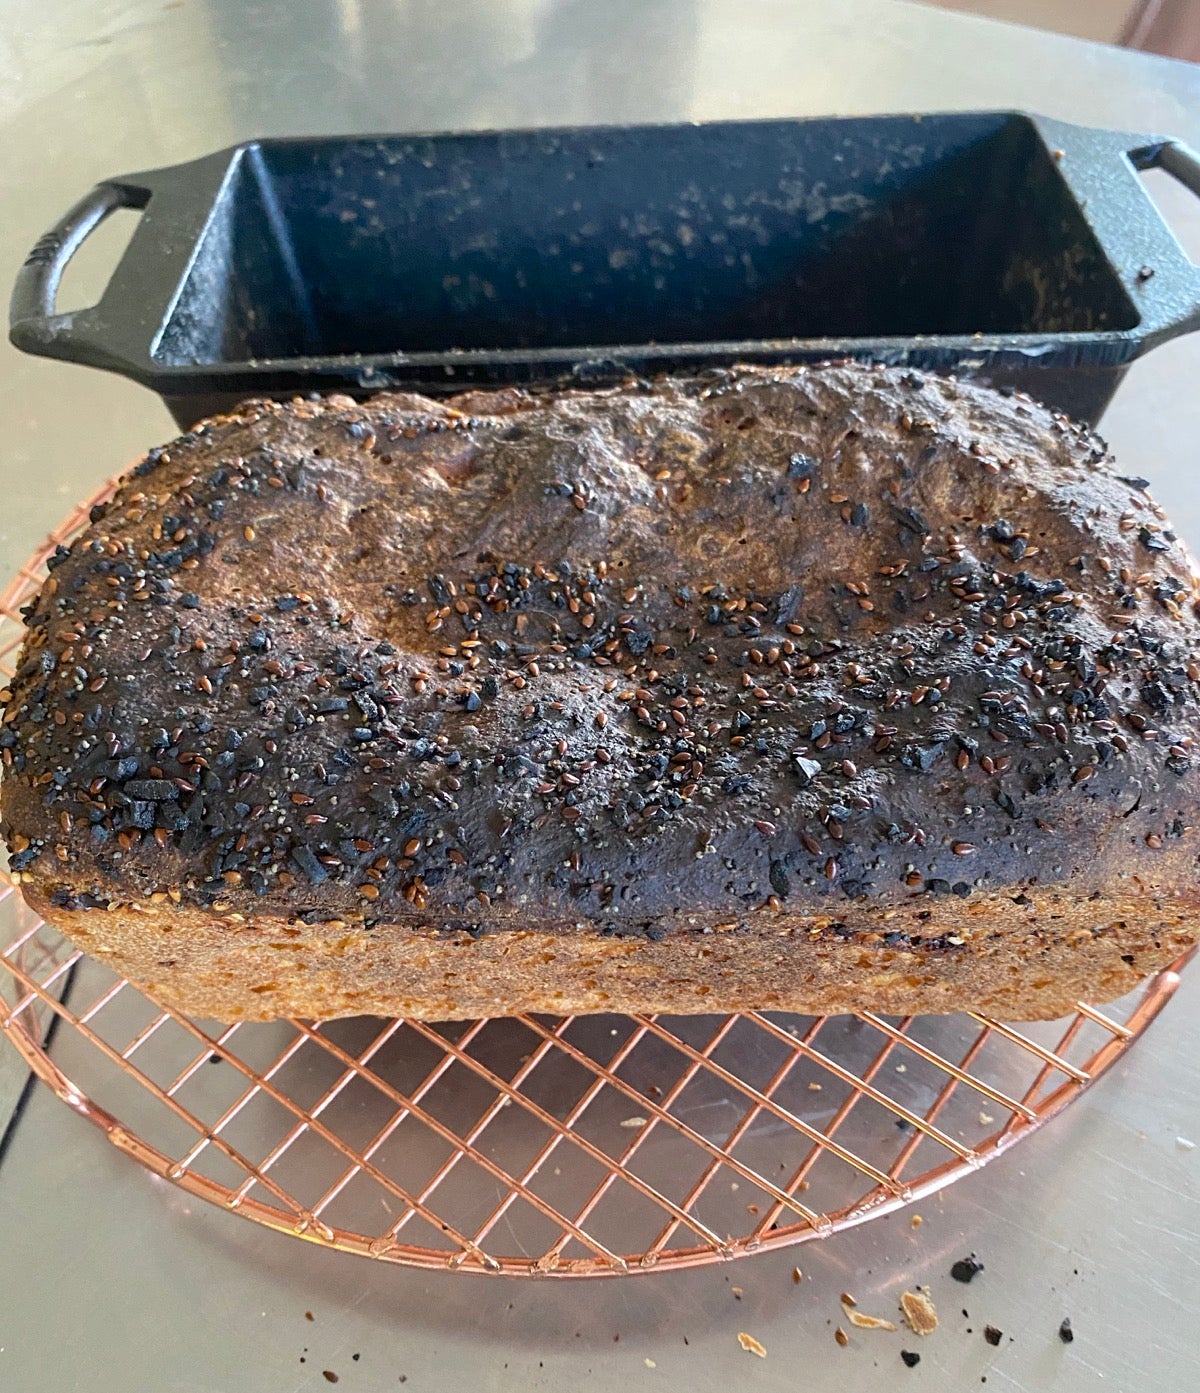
left=153, top=112, right=1138, bottom=368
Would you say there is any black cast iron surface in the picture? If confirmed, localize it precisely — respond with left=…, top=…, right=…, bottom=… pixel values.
left=11, top=111, right=1200, bottom=426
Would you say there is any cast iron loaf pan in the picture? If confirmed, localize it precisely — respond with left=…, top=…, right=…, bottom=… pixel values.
left=11, top=111, right=1200, bottom=428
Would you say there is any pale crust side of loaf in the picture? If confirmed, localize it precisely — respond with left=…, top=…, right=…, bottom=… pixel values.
left=22, top=879, right=1197, bottom=1022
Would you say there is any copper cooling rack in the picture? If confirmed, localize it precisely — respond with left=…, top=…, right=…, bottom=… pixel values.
left=0, top=480, right=1193, bottom=1276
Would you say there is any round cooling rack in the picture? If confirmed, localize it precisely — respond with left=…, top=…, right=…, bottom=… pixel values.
left=0, top=482, right=1194, bottom=1277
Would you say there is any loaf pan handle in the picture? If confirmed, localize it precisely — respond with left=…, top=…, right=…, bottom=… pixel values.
left=1124, top=137, right=1200, bottom=345
left=10, top=180, right=151, bottom=365
left=1148, top=140, right=1200, bottom=199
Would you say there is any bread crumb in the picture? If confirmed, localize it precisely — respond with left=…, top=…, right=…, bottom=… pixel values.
left=844, top=1303, right=898, bottom=1332
left=900, top=1289, right=938, bottom=1336
left=644, top=1357, right=656, bottom=1368
left=737, top=1332, right=767, bottom=1358
left=792, top=1267, right=803, bottom=1283
left=834, top=1327, right=849, bottom=1347
left=979, top=1111, right=995, bottom=1125
left=620, top=1116, right=648, bottom=1129
left=910, top=1214, right=923, bottom=1229
left=840, top=1291, right=856, bottom=1308
left=807, top=1082, right=823, bottom=1091
left=731, top=1287, right=743, bottom=1299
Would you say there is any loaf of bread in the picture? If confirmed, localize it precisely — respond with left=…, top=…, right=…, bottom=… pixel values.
left=3, top=365, right=1197, bottom=1022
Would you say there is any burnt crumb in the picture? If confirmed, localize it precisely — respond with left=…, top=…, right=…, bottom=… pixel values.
left=353, top=691, right=380, bottom=722
left=775, top=583, right=804, bottom=623
left=900, top=743, right=944, bottom=774
left=313, top=696, right=350, bottom=714
left=123, top=779, right=178, bottom=801
left=984, top=1326, right=1002, bottom=1347
left=290, top=846, right=328, bottom=884
left=901, top=1351, right=921, bottom=1368
left=950, top=1254, right=985, bottom=1283
left=792, top=755, right=822, bottom=786
left=1058, top=1317, right=1074, bottom=1344
left=893, top=504, right=930, bottom=537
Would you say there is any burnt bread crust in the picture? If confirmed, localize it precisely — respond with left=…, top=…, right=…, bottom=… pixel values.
left=2, top=363, right=1198, bottom=1021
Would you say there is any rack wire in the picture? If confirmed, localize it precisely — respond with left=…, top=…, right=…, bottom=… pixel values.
left=0, top=480, right=1192, bottom=1276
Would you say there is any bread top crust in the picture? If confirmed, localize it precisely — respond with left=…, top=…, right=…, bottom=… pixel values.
left=5, top=364, right=1200, bottom=936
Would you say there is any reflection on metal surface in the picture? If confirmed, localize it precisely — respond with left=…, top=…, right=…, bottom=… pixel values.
left=1, top=481, right=1194, bottom=1275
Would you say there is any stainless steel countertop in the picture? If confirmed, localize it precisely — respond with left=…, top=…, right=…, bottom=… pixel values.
left=2, top=2, right=1200, bottom=1389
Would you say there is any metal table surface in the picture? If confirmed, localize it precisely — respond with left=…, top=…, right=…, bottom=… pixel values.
left=1, top=1, right=1199, bottom=1389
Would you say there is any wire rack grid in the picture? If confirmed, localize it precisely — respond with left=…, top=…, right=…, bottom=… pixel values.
left=0, top=478, right=1193, bottom=1276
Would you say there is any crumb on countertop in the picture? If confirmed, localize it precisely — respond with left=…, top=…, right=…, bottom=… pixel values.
left=900, top=1289, right=939, bottom=1336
